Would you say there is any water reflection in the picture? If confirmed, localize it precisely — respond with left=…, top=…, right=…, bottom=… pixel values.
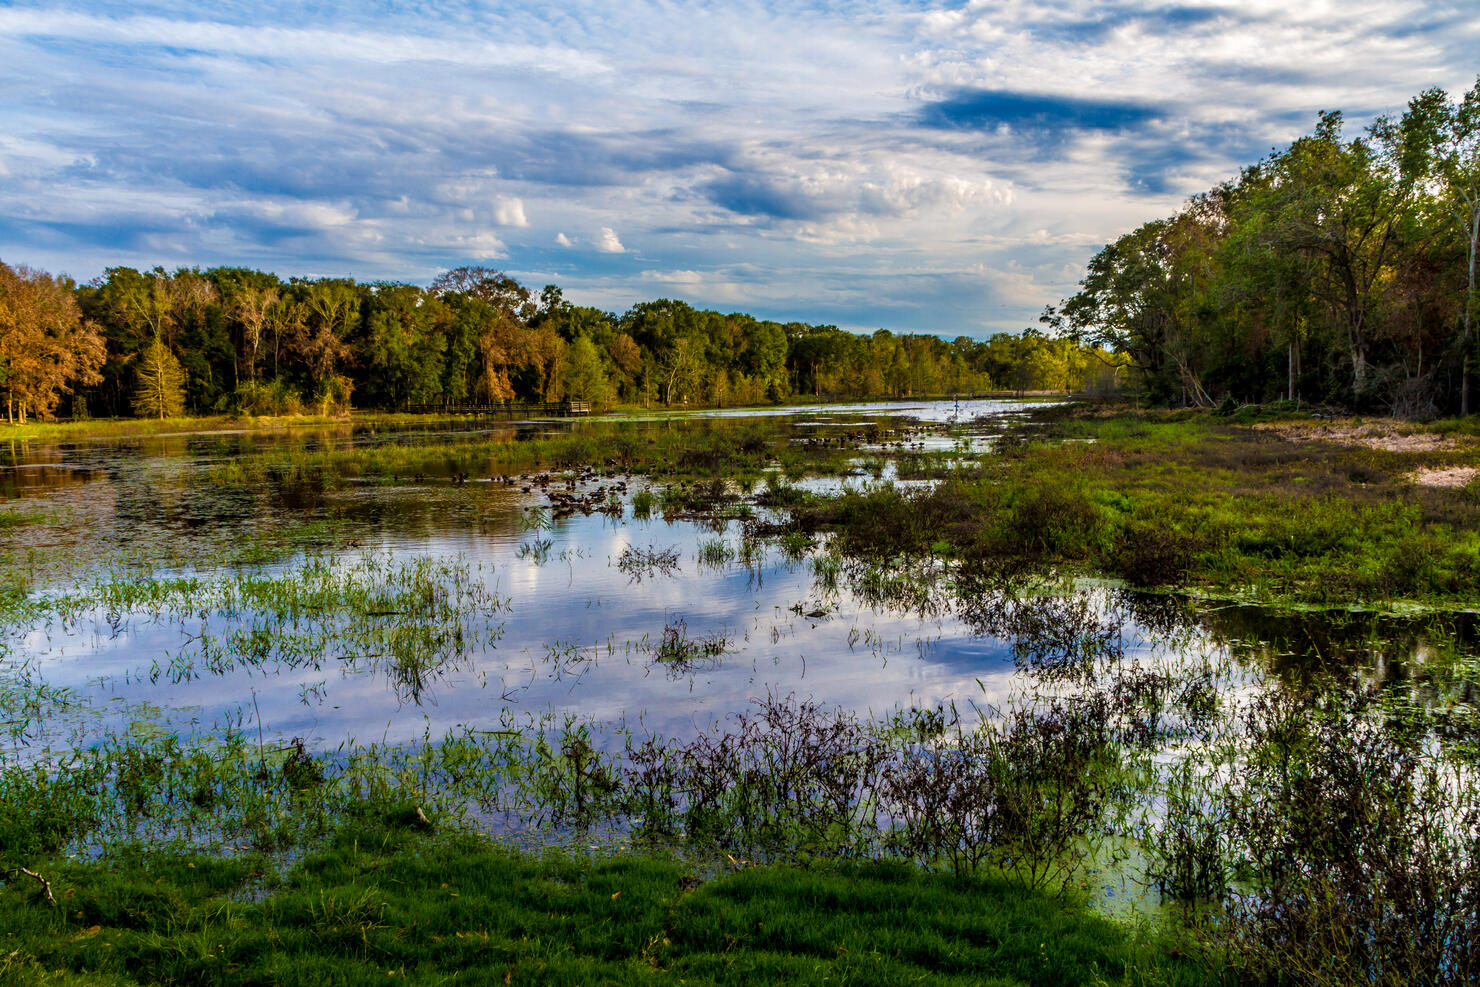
left=0, top=402, right=1473, bottom=767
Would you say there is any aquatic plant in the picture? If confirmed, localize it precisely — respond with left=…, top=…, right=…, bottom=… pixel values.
left=615, top=544, right=679, bottom=582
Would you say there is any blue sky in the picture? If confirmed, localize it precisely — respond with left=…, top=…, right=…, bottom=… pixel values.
left=1, top=1, right=1476, bottom=337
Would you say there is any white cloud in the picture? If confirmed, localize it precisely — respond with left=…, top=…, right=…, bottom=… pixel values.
left=596, top=227, right=625, bottom=253
left=0, top=9, right=613, bottom=77
left=2, top=0, right=1477, bottom=335
left=641, top=269, right=702, bottom=284
left=449, top=231, right=508, bottom=259
left=236, top=199, right=358, bottom=230
left=493, top=196, right=528, bottom=227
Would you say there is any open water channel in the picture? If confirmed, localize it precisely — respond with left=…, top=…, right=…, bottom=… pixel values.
left=0, top=400, right=1070, bottom=753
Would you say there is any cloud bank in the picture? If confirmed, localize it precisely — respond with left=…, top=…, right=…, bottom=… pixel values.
left=1, top=0, right=1475, bottom=335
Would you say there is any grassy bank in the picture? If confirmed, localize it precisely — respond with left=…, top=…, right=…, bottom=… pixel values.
left=0, top=804, right=1217, bottom=987
left=794, top=404, right=1480, bottom=608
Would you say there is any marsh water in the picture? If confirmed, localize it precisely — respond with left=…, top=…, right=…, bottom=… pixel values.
left=0, top=402, right=1022, bottom=750
left=1, top=400, right=1475, bottom=869
left=2, top=400, right=1472, bottom=755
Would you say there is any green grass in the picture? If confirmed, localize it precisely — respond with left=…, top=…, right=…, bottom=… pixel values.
left=794, top=406, right=1480, bottom=608
left=0, top=509, right=58, bottom=532
left=195, top=416, right=863, bottom=489
left=0, top=412, right=370, bottom=443
left=0, top=805, right=1222, bottom=986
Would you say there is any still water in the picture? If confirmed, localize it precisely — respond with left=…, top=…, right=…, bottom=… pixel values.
left=0, top=399, right=1467, bottom=764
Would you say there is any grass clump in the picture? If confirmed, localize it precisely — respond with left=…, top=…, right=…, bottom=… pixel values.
left=0, top=804, right=1220, bottom=986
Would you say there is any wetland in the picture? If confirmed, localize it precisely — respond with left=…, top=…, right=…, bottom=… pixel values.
left=2, top=399, right=1478, bottom=985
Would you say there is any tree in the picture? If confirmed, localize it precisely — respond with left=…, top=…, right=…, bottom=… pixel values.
left=561, top=336, right=613, bottom=408
left=432, top=267, right=536, bottom=321
left=661, top=336, right=705, bottom=405
left=293, top=278, right=360, bottom=393
left=1052, top=219, right=1195, bottom=404
left=607, top=332, right=642, bottom=401
left=737, top=319, right=788, bottom=397
left=227, top=279, right=280, bottom=385
left=106, top=267, right=178, bottom=348
left=0, top=262, right=105, bottom=422
left=1217, top=173, right=1319, bottom=403
left=1382, top=79, right=1480, bottom=413
left=1259, top=112, right=1407, bottom=403
left=132, top=338, right=187, bottom=419
left=362, top=283, right=446, bottom=409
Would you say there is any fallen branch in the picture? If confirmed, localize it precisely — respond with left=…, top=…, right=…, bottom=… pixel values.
left=3, top=867, right=56, bottom=906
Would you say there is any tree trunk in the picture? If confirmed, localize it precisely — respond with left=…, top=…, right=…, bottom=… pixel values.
left=1463, top=208, right=1477, bottom=416
left=1287, top=342, right=1294, bottom=403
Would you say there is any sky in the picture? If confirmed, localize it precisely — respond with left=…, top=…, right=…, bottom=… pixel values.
left=1, top=1, right=1476, bottom=338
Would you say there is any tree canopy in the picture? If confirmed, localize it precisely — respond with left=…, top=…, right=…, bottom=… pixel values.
left=1050, top=78, right=1480, bottom=416
left=1, top=260, right=1106, bottom=421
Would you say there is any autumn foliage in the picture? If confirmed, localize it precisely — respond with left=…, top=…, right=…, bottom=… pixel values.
left=0, top=261, right=105, bottom=423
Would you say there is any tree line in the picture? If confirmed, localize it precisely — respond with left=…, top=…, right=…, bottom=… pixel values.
left=1048, top=80, right=1480, bottom=417
left=0, top=262, right=1110, bottom=423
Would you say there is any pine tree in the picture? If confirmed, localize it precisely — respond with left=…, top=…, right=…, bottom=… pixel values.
left=132, top=337, right=187, bottom=419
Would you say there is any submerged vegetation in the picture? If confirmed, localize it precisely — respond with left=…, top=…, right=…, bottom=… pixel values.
left=2, top=400, right=1478, bottom=983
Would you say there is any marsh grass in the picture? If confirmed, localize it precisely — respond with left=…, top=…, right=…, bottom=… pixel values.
left=194, top=418, right=861, bottom=492
left=650, top=618, right=730, bottom=671
left=791, top=408, right=1480, bottom=606
left=696, top=537, right=734, bottom=568
left=0, top=509, right=58, bottom=532
left=630, top=486, right=655, bottom=518
left=6, top=402, right=1480, bottom=984
left=1134, top=682, right=1480, bottom=986
left=0, top=802, right=1221, bottom=987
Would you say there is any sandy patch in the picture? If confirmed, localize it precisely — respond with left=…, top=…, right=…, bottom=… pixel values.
left=1254, top=421, right=1470, bottom=453
left=1411, top=466, right=1479, bottom=488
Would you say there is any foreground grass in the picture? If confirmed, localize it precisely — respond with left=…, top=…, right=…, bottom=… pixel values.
left=0, top=806, right=1217, bottom=987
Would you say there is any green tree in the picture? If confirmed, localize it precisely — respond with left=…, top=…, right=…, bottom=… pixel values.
left=561, top=336, right=613, bottom=408
left=132, top=337, right=187, bottom=419
left=1382, top=79, right=1480, bottom=413
left=362, top=283, right=446, bottom=409
left=1259, top=112, right=1408, bottom=403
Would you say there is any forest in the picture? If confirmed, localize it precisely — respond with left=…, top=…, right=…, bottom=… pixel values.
left=0, top=262, right=1101, bottom=424
left=6, top=81, right=1475, bottom=424
left=1048, top=80, right=1480, bottom=417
